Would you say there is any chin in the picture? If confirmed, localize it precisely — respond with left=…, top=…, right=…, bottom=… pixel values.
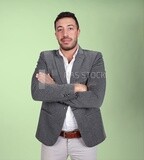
left=61, top=44, right=77, bottom=51
left=62, top=47, right=74, bottom=51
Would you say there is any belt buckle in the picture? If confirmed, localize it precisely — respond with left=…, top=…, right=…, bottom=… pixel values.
left=64, top=131, right=67, bottom=138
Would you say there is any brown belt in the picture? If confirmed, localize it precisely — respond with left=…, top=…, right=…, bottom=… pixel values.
left=60, top=130, right=81, bottom=139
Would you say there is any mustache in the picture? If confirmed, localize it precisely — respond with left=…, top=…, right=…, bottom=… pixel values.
left=61, top=37, right=72, bottom=41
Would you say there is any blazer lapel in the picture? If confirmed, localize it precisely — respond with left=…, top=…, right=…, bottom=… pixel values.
left=54, top=50, right=67, bottom=84
left=70, top=47, right=85, bottom=83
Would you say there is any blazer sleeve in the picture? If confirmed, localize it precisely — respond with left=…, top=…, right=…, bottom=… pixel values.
left=62, top=52, right=106, bottom=109
left=31, top=52, right=77, bottom=102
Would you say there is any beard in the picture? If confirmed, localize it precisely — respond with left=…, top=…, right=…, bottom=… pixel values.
left=58, top=39, right=78, bottom=51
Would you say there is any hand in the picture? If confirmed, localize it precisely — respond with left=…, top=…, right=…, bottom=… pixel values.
left=74, top=84, right=87, bottom=93
left=36, top=72, right=55, bottom=84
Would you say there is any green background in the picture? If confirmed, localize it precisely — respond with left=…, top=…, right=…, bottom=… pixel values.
left=0, top=0, right=144, bottom=160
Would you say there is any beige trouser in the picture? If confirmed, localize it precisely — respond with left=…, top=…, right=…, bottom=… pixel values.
left=41, top=136, right=97, bottom=160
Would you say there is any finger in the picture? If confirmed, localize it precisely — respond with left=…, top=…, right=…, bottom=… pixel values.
left=47, top=74, right=54, bottom=80
left=37, top=77, right=46, bottom=83
left=39, top=72, right=46, bottom=75
left=36, top=74, right=39, bottom=78
left=38, top=76, right=46, bottom=81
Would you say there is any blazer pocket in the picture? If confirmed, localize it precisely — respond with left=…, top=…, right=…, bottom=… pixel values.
left=41, top=108, right=53, bottom=116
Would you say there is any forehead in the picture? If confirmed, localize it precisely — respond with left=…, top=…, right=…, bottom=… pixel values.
left=56, top=17, right=77, bottom=28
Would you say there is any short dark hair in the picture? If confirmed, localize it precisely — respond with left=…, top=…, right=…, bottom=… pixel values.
left=54, top=11, right=79, bottom=30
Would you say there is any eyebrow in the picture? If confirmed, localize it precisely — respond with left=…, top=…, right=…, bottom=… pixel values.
left=67, top=24, right=75, bottom=27
left=56, top=24, right=75, bottom=29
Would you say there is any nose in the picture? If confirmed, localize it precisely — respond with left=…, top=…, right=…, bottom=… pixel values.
left=63, top=29, right=68, bottom=37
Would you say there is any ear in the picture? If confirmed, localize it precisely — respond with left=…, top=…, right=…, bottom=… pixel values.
left=55, top=31, right=57, bottom=39
left=78, top=29, right=80, bottom=36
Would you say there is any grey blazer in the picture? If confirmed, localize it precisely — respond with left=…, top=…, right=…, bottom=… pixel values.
left=31, top=47, right=106, bottom=147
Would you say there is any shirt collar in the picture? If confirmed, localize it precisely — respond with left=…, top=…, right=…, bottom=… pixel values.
left=59, top=46, right=79, bottom=59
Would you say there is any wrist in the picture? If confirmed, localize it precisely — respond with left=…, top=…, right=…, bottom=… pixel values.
left=74, top=84, right=79, bottom=93
left=74, top=84, right=87, bottom=93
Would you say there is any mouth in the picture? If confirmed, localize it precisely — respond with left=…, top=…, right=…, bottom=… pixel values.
left=61, top=38, right=72, bottom=44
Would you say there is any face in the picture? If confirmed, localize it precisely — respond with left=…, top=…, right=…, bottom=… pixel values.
left=55, top=17, right=80, bottom=51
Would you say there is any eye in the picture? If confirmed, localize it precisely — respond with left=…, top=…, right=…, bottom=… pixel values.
left=68, top=27, right=74, bottom=31
left=57, top=28, right=63, bottom=32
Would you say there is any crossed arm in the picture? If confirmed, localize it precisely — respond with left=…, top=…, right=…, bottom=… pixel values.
left=36, top=72, right=87, bottom=93
left=31, top=52, right=106, bottom=109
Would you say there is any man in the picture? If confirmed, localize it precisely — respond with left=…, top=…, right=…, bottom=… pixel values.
left=31, top=11, right=106, bottom=160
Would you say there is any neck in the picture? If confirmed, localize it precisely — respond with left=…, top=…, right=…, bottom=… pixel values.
left=60, top=45, right=78, bottom=62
